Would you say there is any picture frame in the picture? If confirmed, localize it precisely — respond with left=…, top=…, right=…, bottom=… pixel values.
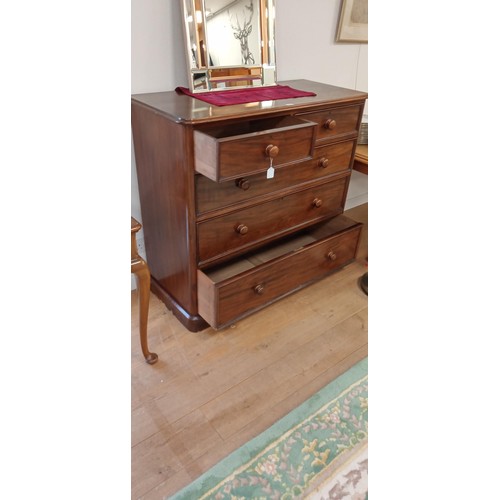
left=336, top=0, right=368, bottom=43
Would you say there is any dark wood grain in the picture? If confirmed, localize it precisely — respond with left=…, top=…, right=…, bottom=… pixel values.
left=132, top=103, right=205, bottom=330
left=296, top=103, right=364, bottom=144
left=197, top=177, right=349, bottom=266
left=194, top=116, right=316, bottom=182
left=196, top=138, right=356, bottom=216
left=198, top=219, right=362, bottom=328
left=131, top=80, right=367, bottom=331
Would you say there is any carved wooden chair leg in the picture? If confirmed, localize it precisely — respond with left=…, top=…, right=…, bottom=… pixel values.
left=132, top=258, right=158, bottom=364
left=131, top=216, right=158, bottom=364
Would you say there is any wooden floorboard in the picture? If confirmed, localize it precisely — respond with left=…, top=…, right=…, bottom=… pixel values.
left=131, top=203, right=368, bottom=499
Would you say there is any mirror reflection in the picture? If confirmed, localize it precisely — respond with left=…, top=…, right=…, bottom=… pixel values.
left=206, top=0, right=261, bottom=66
left=181, top=0, right=277, bottom=92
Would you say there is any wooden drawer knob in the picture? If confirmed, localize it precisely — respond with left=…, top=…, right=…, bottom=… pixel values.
left=236, top=178, right=250, bottom=190
left=265, top=144, right=280, bottom=158
left=324, top=118, right=337, bottom=130
left=254, top=284, right=265, bottom=295
left=327, top=250, right=337, bottom=261
left=318, top=157, right=329, bottom=169
left=312, top=198, right=323, bottom=208
left=235, top=224, right=249, bottom=235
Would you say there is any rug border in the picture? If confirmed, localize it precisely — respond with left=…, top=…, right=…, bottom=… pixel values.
left=168, top=357, right=368, bottom=499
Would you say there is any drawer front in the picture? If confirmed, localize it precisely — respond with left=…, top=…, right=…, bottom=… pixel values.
left=297, top=104, right=363, bottom=144
left=196, top=139, right=356, bottom=215
left=194, top=116, right=316, bottom=182
left=197, top=177, right=349, bottom=265
left=197, top=222, right=362, bottom=328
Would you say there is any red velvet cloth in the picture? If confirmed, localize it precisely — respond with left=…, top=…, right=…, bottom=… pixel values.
left=175, top=85, right=316, bottom=106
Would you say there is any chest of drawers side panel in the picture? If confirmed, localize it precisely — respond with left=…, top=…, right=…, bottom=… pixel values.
left=131, top=102, right=203, bottom=329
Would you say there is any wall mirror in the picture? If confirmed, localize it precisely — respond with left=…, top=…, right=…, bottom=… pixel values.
left=180, top=0, right=277, bottom=92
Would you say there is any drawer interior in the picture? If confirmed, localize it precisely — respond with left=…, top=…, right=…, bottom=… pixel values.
left=204, top=215, right=359, bottom=284
left=196, top=115, right=315, bottom=140
left=198, top=215, right=362, bottom=328
left=197, top=176, right=349, bottom=266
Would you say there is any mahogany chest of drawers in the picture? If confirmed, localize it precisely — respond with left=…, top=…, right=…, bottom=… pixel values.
left=131, top=79, right=367, bottom=331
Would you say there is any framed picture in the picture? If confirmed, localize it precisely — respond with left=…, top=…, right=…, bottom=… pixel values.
left=336, top=0, right=368, bottom=43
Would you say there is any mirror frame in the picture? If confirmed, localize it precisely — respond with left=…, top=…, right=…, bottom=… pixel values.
left=180, top=0, right=277, bottom=93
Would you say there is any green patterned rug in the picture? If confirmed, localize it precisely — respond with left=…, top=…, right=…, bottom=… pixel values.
left=168, top=358, right=368, bottom=500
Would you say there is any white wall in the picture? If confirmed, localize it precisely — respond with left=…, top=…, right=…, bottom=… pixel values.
left=131, top=0, right=368, bottom=287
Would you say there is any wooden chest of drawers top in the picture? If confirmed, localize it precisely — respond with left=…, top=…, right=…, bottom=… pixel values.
left=131, top=79, right=368, bottom=125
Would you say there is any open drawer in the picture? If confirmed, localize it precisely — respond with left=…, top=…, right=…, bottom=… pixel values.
left=195, top=138, right=357, bottom=216
left=194, top=115, right=316, bottom=182
left=197, top=215, right=362, bottom=329
left=197, top=176, right=349, bottom=266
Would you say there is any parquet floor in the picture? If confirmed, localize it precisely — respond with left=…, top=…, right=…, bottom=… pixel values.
left=131, top=204, right=368, bottom=499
